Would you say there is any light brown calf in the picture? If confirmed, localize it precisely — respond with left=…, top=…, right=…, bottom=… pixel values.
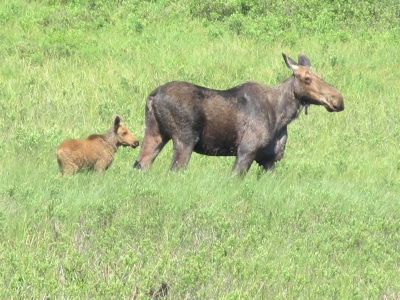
left=57, top=115, right=139, bottom=175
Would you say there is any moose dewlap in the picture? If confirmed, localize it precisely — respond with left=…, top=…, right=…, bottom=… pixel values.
left=57, top=116, right=139, bottom=175
left=134, top=53, right=344, bottom=176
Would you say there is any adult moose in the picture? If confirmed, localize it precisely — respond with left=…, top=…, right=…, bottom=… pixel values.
left=134, top=54, right=344, bottom=176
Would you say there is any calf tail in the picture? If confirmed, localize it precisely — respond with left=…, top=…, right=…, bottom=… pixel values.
left=56, top=156, right=64, bottom=175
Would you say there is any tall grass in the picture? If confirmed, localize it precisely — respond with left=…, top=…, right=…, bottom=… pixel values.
left=1, top=0, right=400, bottom=298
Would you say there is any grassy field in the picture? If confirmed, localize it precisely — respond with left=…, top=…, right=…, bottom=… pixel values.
left=1, top=1, right=400, bottom=299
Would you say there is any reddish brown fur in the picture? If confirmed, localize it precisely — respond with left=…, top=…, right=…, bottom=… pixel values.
left=134, top=54, right=344, bottom=176
left=57, top=116, right=139, bottom=175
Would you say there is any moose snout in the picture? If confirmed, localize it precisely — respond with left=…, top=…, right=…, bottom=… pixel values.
left=132, top=140, right=140, bottom=148
left=332, top=96, right=344, bottom=111
left=332, top=101, right=344, bottom=111
left=327, top=91, right=344, bottom=112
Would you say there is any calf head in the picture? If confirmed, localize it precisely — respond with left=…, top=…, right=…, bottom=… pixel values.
left=113, top=115, right=140, bottom=148
left=283, top=53, right=344, bottom=112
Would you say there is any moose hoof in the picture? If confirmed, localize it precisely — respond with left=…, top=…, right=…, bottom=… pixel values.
left=133, top=161, right=142, bottom=169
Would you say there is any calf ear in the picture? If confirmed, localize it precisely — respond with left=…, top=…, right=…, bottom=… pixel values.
left=113, top=115, right=122, bottom=131
left=298, top=55, right=311, bottom=67
left=282, top=53, right=299, bottom=71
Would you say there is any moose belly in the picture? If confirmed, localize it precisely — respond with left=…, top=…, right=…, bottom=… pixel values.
left=194, top=104, right=242, bottom=156
left=193, top=134, right=238, bottom=156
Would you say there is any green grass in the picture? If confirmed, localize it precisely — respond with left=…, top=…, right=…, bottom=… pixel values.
left=1, top=0, right=400, bottom=299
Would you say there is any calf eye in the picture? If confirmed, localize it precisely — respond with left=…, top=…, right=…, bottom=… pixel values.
left=304, top=77, right=312, bottom=84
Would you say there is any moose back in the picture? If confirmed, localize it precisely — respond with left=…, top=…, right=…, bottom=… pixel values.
left=134, top=53, right=344, bottom=175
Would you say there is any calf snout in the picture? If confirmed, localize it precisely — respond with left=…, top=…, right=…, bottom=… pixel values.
left=132, top=140, right=140, bottom=148
left=117, top=128, right=140, bottom=148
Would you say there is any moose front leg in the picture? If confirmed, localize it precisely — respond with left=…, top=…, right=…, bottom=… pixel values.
left=256, top=126, right=288, bottom=172
left=231, top=144, right=257, bottom=176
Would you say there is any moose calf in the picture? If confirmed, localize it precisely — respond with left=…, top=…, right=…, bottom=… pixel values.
left=57, top=115, right=139, bottom=175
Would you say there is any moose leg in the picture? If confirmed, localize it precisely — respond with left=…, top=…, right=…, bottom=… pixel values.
left=169, top=138, right=195, bottom=171
left=257, top=126, right=288, bottom=172
left=94, top=158, right=112, bottom=173
left=255, top=152, right=278, bottom=171
left=57, top=154, right=80, bottom=175
left=134, top=134, right=168, bottom=170
left=61, top=162, right=81, bottom=175
left=259, top=159, right=276, bottom=171
left=231, top=144, right=257, bottom=176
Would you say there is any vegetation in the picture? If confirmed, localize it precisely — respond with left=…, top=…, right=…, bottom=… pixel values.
left=1, top=0, right=400, bottom=298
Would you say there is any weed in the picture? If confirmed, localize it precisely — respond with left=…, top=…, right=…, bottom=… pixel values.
left=1, top=0, right=400, bottom=298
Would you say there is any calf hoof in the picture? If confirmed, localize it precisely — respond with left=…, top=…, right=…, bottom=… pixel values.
left=133, top=161, right=142, bottom=169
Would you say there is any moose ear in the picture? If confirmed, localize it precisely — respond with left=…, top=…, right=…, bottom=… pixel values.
left=298, top=55, right=311, bottom=67
left=282, top=53, right=299, bottom=71
left=113, top=115, right=122, bottom=130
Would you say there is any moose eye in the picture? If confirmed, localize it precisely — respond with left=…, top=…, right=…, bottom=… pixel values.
left=121, top=132, right=127, bottom=136
left=304, top=77, right=312, bottom=84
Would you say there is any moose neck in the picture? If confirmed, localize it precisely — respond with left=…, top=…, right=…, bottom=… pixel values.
left=273, top=76, right=305, bottom=128
left=103, top=129, right=119, bottom=153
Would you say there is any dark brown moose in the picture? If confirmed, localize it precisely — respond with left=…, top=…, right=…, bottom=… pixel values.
left=57, top=115, right=139, bottom=175
left=134, top=54, right=344, bottom=175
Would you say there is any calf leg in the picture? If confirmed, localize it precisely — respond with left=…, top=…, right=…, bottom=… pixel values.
left=59, top=161, right=80, bottom=175
left=57, top=153, right=80, bottom=175
left=94, top=158, right=113, bottom=172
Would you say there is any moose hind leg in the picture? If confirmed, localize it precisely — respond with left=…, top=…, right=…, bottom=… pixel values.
left=169, top=138, right=196, bottom=171
left=57, top=153, right=79, bottom=175
left=60, top=161, right=80, bottom=175
left=134, top=134, right=168, bottom=170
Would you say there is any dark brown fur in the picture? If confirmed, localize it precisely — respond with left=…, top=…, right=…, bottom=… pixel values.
left=134, top=54, right=344, bottom=175
left=57, top=116, right=139, bottom=175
